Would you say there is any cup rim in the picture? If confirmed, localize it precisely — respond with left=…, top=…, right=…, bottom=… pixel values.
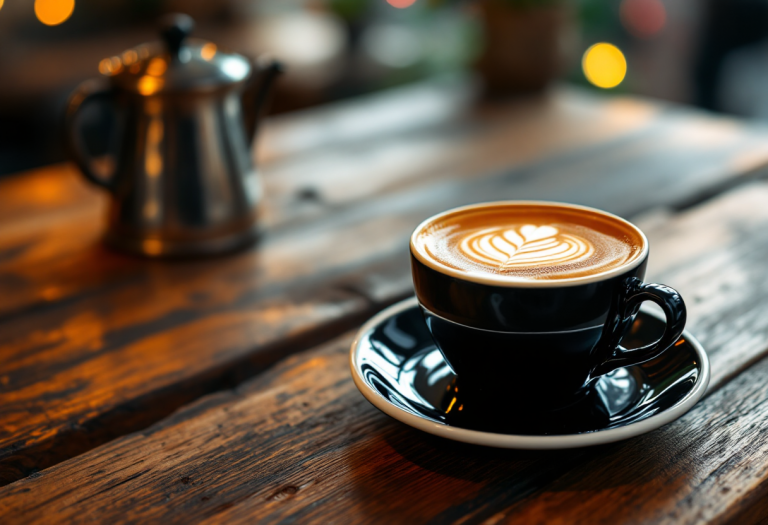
left=410, top=200, right=649, bottom=288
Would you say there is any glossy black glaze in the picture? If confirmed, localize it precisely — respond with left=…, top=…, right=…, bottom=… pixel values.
left=411, top=248, right=687, bottom=406
left=421, top=277, right=688, bottom=406
left=592, top=279, right=687, bottom=376
left=411, top=253, right=649, bottom=332
left=422, top=309, right=605, bottom=406
left=357, top=304, right=700, bottom=436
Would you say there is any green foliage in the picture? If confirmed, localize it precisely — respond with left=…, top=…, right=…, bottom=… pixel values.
left=328, top=0, right=368, bottom=20
left=577, top=0, right=617, bottom=33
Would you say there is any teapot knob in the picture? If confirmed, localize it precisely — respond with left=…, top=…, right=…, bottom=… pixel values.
left=160, top=13, right=194, bottom=57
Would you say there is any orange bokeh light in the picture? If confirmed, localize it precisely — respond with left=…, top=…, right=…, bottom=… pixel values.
left=387, top=0, right=417, bottom=8
left=620, top=0, right=666, bottom=39
left=146, top=57, right=167, bottom=77
left=99, top=56, right=122, bottom=76
left=35, top=0, right=75, bottom=26
left=137, top=76, right=164, bottom=96
left=201, top=43, right=217, bottom=61
left=122, top=50, right=138, bottom=65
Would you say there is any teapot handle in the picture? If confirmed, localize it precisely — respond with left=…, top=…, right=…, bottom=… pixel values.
left=242, top=55, right=283, bottom=148
left=65, top=78, right=118, bottom=192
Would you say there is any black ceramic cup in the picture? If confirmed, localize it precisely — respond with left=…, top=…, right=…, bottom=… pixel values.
left=410, top=201, right=687, bottom=409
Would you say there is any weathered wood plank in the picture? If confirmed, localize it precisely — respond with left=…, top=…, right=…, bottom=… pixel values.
left=0, top=92, right=608, bottom=316
left=637, top=183, right=768, bottom=389
left=3, top=182, right=768, bottom=523
left=0, top=79, right=464, bottom=223
left=2, top=94, right=765, bottom=320
left=2, top=84, right=768, bottom=487
left=0, top=86, right=646, bottom=273
left=0, top=164, right=102, bottom=227
left=0, top=78, right=466, bottom=288
left=2, top=84, right=766, bottom=312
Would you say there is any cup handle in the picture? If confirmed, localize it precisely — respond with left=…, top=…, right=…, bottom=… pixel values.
left=591, top=277, right=687, bottom=377
left=65, top=78, right=119, bottom=192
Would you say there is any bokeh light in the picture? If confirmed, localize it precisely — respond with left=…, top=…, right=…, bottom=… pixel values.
left=122, top=50, right=138, bottom=65
left=582, top=43, right=627, bottom=89
left=137, top=76, right=163, bottom=96
left=0, top=0, right=4, bottom=12
left=201, top=43, right=217, bottom=61
left=387, top=0, right=417, bottom=8
left=257, top=12, right=344, bottom=68
left=98, top=56, right=122, bottom=76
left=620, top=0, right=666, bottom=39
left=146, top=58, right=167, bottom=77
left=35, top=0, right=75, bottom=26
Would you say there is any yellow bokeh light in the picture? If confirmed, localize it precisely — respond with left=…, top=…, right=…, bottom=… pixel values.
left=35, top=0, right=75, bottom=26
left=0, top=0, right=4, bottom=12
left=582, top=43, right=627, bottom=89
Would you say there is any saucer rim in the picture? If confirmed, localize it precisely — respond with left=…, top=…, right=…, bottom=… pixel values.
left=349, top=297, right=711, bottom=449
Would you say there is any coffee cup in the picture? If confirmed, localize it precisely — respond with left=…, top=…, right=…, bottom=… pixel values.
left=410, top=201, right=686, bottom=408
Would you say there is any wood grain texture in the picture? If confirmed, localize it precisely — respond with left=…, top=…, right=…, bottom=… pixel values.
left=639, top=183, right=768, bottom=389
left=3, top=81, right=768, bottom=487
left=4, top=182, right=768, bottom=523
left=3, top=81, right=767, bottom=315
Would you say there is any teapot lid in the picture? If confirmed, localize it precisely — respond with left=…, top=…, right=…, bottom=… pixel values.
left=100, top=14, right=251, bottom=95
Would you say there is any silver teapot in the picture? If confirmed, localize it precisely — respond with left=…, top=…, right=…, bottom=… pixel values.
left=66, top=14, right=282, bottom=257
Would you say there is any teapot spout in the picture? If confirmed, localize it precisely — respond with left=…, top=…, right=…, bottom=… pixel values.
left=242, top=55, right=284, bottom=148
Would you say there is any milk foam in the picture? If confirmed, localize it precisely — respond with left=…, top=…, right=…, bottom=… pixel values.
left=415, top=206, right=643, bottom=281
left=459, top=225, right=594, bottom=271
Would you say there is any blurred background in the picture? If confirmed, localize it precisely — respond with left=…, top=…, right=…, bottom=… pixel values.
left=1, top=0, right=767, bottom=176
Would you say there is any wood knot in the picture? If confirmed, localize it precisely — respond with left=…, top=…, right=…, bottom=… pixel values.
left=266, top=480, right=315, bottom=501
left=179, top=476, right=192, bottom=485
left=268, top=485, right=298, bottom=501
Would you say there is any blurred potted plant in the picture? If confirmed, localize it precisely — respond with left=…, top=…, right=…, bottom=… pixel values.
left=473, top=0, right=576, bottom=96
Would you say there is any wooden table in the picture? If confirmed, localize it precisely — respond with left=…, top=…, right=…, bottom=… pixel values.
left=3, top=76, right=768, bottom=524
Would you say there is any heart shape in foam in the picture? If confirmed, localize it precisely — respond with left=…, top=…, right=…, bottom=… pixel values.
left=520, top=225, right=559, bottom=243
left=459, top=224, right=595, bottom=272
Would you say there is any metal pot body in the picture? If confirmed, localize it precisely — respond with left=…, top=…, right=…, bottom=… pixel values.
left=65, top=14, right=281, bottom=257
left=102, top=87, right=261, bottom=256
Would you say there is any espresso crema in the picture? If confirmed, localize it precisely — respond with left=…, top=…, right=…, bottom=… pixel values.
left=412, top=203, right=645, bottom=281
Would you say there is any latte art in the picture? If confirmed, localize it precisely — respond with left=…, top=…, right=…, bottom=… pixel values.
left=459, top=225, right=595, bottom=272
left=412, top=203, right=646, bottom=282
